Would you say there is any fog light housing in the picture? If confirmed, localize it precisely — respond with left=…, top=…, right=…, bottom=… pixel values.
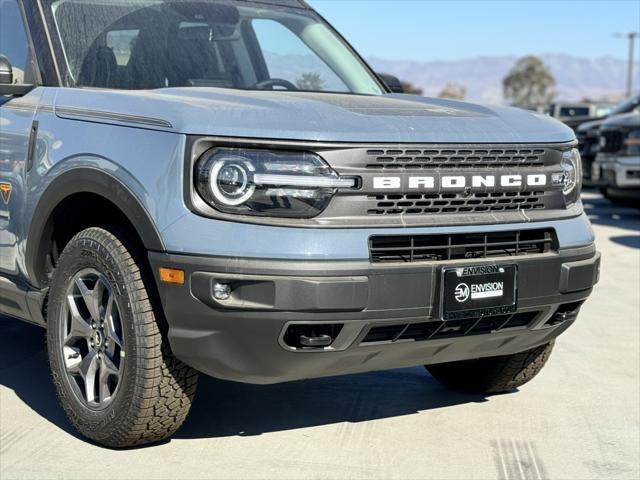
left=213, top=282, right=232, bottom=301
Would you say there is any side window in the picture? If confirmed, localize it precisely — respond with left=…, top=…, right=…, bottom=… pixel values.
left=0, top=0, right=30, bottom=83
left=251, top=19, right=348, bottom=92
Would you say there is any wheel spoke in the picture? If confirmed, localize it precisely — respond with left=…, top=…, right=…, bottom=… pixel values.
left=103, top=295, right=123, bottom=349
left=102, top=353, right=120, bottom=377
left=65, top=295, right=93, bottom=344
left=77, top=351, right=99, bottom=403
left=98, top=354, right=119, bottom=403
left=75, top=277, right=104, bottom=323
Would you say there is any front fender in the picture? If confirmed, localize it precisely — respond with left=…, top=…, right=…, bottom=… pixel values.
left=25, top=167, right=166, bottom=288
left=21, top=110, right=187, bottom=288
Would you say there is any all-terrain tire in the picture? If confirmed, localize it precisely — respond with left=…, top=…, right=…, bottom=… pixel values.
left=425, top=342, right=554, bottom=394
left=47, top=227, right=198, bottom=447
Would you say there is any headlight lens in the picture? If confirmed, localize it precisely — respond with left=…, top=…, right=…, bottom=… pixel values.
left=624, top=129, right=640, bottom=155
left=553, top=148, right=582, bottom=205
left=196, top=148, right=355, bottom=218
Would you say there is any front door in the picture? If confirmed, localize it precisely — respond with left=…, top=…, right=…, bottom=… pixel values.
left=0, top=0, right=41, bottom=317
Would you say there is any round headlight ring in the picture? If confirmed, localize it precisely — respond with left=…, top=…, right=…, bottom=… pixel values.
left=209, top=157, right=256, bottom=206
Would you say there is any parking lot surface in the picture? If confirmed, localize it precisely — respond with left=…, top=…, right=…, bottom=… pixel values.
left=0, top=191, right=638, bottom=480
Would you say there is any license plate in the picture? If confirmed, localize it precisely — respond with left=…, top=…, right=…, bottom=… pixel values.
left=440, top=264, right=517, bottom=320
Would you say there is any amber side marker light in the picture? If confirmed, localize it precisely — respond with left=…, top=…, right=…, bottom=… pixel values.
left=159, top=267, right=185, bottom=285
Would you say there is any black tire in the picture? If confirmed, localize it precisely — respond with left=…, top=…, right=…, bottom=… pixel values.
left=425, top=342, right=554, bottom=394
left=47, top=227, right=198, bottom=447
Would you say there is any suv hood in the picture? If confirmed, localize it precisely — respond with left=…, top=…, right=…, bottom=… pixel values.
left=54, top=88, right=575, bottom=144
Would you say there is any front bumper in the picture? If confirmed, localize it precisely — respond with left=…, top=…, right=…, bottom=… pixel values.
left=592, top=154, right=640, bottom=189
left=149, top=243, right=600, bottom=384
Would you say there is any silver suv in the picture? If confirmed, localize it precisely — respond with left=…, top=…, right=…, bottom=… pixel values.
left=0, top=0, right=599, bottom=448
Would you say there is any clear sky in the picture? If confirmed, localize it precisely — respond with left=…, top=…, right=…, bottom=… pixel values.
left=309, top=0, right=640, bottom=62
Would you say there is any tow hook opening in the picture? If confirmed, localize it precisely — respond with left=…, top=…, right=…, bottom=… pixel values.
left=283, top=324, right=344, bottom=350
left=545, top=301, right=585, bottom=327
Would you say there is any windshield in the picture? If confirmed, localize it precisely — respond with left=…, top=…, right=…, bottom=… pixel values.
left=42, top=0, right=384, bottom=95
left=558, top=106, right=590, bottom=118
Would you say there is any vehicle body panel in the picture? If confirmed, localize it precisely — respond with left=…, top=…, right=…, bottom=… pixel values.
left=51, top=87, right=576, bottom=144
left=0, top=88, right=41, bottom=280
left=0, top=0, right=599, bottom=386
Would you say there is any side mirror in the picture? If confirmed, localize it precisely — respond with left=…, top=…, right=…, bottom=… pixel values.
left=0, top=54, right=13, bottom=85
left=0, top=54, right=35, bottom=96
left=378, top=73, right=404, bottom=94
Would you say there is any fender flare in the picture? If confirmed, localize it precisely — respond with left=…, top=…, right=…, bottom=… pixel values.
left=25, top=168, right=165, bottom=288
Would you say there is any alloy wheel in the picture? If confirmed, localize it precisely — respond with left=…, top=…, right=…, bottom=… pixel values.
left=59, top=269, right=125, bottom=409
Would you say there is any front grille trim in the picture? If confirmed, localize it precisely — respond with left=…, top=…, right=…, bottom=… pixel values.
left=366, top=190, right=548, bottom=216
left=369, top=229, right=558, bottom=263
left=599, top=130, right=624, bottom=153
left=323, top=143, right=569, bottom=221
left=363, top=146, right=549, bottom=170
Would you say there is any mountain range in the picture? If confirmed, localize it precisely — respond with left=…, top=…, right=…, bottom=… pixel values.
left=368, top=54, right=640, bottom=104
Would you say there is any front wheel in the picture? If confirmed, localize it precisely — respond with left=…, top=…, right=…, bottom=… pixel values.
left=425, top=342, right=554, bottom=394
left=47, top=227, right=198, bottom=447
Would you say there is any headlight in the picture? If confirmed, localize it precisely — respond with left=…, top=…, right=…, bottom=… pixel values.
left=624, top=129, right=640, bottom=155
left=552, top=148, right=582, bottom=205
left=196, top=148, right=355, bottom=218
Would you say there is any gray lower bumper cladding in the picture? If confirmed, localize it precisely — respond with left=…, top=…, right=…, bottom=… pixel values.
left=149, top=245, right=599, bottom=384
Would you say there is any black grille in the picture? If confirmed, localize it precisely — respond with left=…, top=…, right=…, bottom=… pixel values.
left=361, top=311, right=540, bottom=344
left=365, top=147, right=547, bottom=170
left=600, top=130, right=624, bottom=153
left=369, top=229, right=557, bottom=263
left=366, top=191, right=546, bottom=215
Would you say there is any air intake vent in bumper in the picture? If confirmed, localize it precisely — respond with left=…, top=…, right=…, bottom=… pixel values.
left=369, top=229, right=557, bottom=263
left=361, top=311, right=540, bottom=345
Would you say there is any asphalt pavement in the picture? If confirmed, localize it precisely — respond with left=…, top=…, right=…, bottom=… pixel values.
left=0, top=191, right=638, bottom=480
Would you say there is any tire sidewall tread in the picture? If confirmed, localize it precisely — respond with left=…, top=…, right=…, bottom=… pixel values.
left=46, top=227, right=197, bottom=448
left=426, top=341, right=555, bottom=394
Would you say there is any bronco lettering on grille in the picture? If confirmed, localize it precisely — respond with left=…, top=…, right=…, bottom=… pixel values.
left=372, top=174, right=548, bottom=190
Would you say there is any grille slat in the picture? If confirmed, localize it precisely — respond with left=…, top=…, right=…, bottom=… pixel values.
left=352, top=145, right=564, bottom=219
left=367, top=191, right=546, bottom=215
left=361, top=311, right=540, bottom=344
left=599, top=130, right=624, bottom=153
left=365, top=147, right=547, bottom=170
left=369, top=229, right=557, bottom=263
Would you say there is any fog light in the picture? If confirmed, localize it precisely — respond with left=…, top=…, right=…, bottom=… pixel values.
left=213, top=282, right=232, bottom=301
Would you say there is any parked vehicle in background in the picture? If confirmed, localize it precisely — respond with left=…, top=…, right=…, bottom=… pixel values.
left=570, top=96, right=640, bottom=131
left=591, top=113, right=640, bottom=204
left=576, top=96, right=640, bottom=184
left=1, top=0, right=599, bottom=448
left=545, top=102, right=614, bottom=125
